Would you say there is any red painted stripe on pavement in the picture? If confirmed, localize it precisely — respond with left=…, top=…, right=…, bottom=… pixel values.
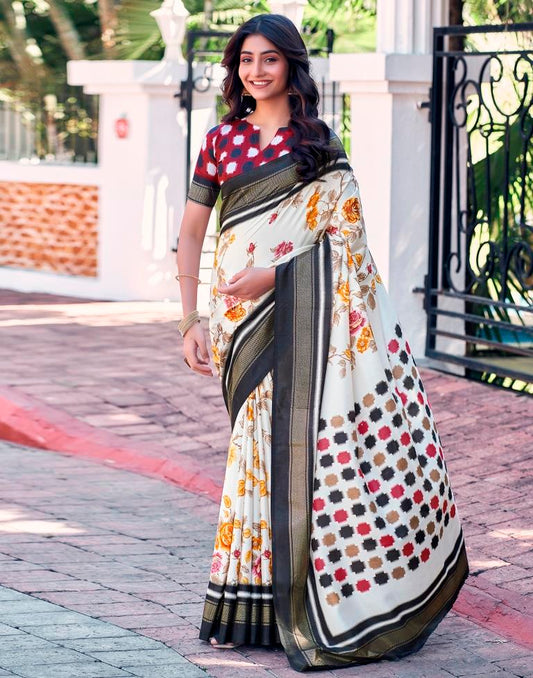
left=0, top=385, right=222, bottom=503
left=0, top=384, right=531, bottom=651
left=455, top=582, right=533, bottom=650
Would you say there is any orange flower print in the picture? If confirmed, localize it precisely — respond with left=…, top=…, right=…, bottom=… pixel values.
left=355, top=253, right=363, bottom=268
left=342, top=197, right=361, bottom=224
left=218, top=522, right=234, bottom=550
left=225, top=303, right=246, bottom=322
left=337, top=281, right=350, bottom=304
left=356, top=325, right=374, bottom=353
left=349, top=309, right=366, bottom=336
left=306, top=190, right=320, bottom=230
left=271, top=240, right=294, bottom=261
left=237, top=479, right=246, bottom=496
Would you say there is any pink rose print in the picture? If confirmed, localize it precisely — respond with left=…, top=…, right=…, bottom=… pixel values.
left=211, top=552, right=223, bottom=574
left=224, top=294, right=241, bottom=309
left=271, top=240, right=294, bottom=261
left=247, top=242, right=256, bottom=254
left=252, top=555, right=262, bottom=579
left=269, top=213, right=278, bottom=224
left=349, top=309, right=366, bottom=336
left=263, top=550, right=272, bottom=559
left=233, top=549, right=241, bottom=559
left=326, top=225, right=338, bottom=235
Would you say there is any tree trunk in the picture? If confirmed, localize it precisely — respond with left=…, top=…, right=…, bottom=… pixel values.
left=98, top=0, right=118, bottom=57
left=0, top=0, right=47, bottom=83
left=448, top=0, right=464, bottom=51
left=47, top=0, right=86, bottom=60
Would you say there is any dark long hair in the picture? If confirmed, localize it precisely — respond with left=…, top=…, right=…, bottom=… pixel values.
left=220, top=14, right=337, bottom=183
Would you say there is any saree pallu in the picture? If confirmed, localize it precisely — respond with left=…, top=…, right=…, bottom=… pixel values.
left=197, top=150, right=468, bottom=671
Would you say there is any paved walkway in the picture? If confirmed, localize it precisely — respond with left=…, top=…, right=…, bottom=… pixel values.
left=0, top=289, right=532, bottom=676
left=0, top=440, right=531, bottom=678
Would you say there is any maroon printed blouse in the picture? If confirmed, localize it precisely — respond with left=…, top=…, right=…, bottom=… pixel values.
left=187, top=119, right=294, bottom=208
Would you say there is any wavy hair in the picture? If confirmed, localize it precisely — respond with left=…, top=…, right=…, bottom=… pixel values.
left=220, top=14, right=338, bottom=183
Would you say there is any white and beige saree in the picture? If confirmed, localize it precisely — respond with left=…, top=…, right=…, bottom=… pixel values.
left=191, top=142, right=468, bottom=671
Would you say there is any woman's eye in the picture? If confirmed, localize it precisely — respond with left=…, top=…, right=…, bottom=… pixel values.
left=240, top=57, right=251, bottom=63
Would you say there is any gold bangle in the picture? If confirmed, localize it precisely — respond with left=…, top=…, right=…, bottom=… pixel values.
left=178, top=310, right=200, bottom=337
left=175, top=273, right=201, bottom=285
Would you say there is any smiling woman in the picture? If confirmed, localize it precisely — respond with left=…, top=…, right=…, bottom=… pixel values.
left=175, top=13, right=468, bottom=673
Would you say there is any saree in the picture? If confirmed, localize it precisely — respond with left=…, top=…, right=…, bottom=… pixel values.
left=196, top=143, right=468, bottom=671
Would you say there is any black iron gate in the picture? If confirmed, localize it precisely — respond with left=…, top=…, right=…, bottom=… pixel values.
left=425, top=22, right=533, bottom=390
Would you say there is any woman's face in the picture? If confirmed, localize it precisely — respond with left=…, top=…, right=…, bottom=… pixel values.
left=238, top=34, right=290, bottom=103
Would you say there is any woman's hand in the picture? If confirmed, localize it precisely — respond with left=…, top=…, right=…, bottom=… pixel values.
left=218, top=267, right=275, bottom=301
left=183, top=322, right=213, bottom=377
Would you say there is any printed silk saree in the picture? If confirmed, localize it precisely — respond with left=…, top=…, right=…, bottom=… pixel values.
left=193, top=143, right=468, bottom=672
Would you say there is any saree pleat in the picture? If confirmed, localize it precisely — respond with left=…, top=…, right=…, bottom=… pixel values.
left=200, top=149, right=468, bottom=670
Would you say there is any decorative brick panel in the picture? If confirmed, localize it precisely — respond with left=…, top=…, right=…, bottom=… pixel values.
left=0, top=182, right=98, bottom=277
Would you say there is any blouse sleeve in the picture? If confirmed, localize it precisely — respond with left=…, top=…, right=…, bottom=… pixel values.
left=187, top=126, right=220, bottom=208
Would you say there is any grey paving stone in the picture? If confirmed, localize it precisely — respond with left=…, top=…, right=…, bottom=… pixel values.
left=0, top=599, right=59, bottom=614
left=0, top=646, right=88, bottom=668
left=0, top=623, right=24, bottom=636
left=124, top=665, right=208, bottom=678
left=25, top=623, right=132, bottom=641
left=90, top=648, right=191, bottom=668
left=58, top=635, right=164, bottom=653
left=0, top=589, right=27, bottom=602
left=0, top=611, right=92, bottom=627
left=7, top=665, right=134, bottom=678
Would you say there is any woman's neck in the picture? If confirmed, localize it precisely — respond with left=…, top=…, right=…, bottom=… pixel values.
left=248, top=96, right=291, bottom=129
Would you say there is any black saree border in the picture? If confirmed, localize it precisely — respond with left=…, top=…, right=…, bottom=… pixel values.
left=307, top=530, right=468, bottom=649
left=271, top=236, right=333, bottom=670
left=199, top=581, right=279, bottom=647
left=219, top=155, right=351, bottom=235
left=222, top=292, right=275, bottom=427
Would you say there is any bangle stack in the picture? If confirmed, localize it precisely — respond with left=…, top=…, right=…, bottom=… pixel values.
left=178, top=310, right=200, bottom=337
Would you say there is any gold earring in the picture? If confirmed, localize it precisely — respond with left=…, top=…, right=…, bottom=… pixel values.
left=242, top=88, right=253, bottom=97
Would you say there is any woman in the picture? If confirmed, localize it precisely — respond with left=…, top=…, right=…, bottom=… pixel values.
left=176, top=14, right=468, bottom=672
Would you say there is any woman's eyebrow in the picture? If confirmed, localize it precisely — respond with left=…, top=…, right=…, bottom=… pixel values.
left=240, top=50, right=280, bottom=55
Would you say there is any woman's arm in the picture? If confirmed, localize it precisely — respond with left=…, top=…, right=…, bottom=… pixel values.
left=176, top=200, right=214, bottom=376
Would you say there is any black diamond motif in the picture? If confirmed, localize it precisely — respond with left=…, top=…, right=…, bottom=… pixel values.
left=316, top=514, right=331, bottom=528
left=342, top=468, right=356, bottom=481
left=370, top=408, right=383, bottom=422
left=340, top=525, right=354, bottom=539
left=364, top=435, right=376, bottom=449
left=341, top=583, right=354, bottom=598
left=374, top=572, right=389, bottom=585
left=320, top=454, right=334, bottom=468
left=328, top=549, right=342, bottom=563
left=381, top=467, right=395, bottom=481
left=362, top=538, right=377, bottom=551
left=376, top=381, right=388, bottom=395
left=319, top=573, right=333, bottom=587
left=334, top=432, right=348, bottom=444
left=329, top=490, right=343, bottom=503
left=376, top=493, right=389, bottom=507
left=415, top=530, right=426, bottom=544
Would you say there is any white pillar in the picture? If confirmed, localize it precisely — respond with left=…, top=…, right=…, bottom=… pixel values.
left=268, top=0, right=308, bottom=31
left=66, top=58, right=219, bottom=304
left=330, top=0, right=449, bottom=359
